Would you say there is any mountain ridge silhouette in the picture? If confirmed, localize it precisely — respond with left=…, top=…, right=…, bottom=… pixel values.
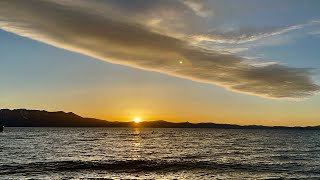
left=1, top=109, right=319, bottom=129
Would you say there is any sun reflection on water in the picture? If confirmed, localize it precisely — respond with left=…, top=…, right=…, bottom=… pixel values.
left=130, top=128, right=142, bottom=160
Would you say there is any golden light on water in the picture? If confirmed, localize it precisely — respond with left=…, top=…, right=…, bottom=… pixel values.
left=133, top=117, right=141, bottom=123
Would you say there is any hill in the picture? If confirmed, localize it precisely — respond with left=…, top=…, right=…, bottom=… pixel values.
left=0, top=109, right=319, bottom=129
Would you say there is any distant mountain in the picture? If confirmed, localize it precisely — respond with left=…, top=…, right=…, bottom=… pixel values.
left=0, top=109, right=127, bottom=127
left=1, top=109, right=319, bottom=129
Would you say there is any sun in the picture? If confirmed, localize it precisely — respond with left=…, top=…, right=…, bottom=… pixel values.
left=133, top=117, right=141, bottom=123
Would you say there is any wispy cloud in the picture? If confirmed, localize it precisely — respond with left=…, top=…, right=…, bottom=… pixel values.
left=179, top=0, right=213, bottom=17
left=307, top=21, right=320, bottom=38
left=0, top=0, right=319, bottom=99
left=192, top=24, right=304, bottom=44
left=192, top=20, right=320, bottom=54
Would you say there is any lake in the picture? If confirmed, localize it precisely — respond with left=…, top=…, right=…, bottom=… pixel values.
left=1, top=128, right=320, bottom=179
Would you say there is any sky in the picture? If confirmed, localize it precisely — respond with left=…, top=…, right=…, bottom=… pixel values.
left=1, top=0, right=320, bottom=126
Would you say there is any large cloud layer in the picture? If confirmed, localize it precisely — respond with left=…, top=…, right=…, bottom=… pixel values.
left=0, top=0, right=319, bottom=98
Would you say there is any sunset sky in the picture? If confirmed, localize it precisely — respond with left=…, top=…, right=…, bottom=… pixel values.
left=1, top=0, right=320, bottom=126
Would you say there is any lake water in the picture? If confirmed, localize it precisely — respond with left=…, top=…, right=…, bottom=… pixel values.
left=1, top=128, right=320, bottom=179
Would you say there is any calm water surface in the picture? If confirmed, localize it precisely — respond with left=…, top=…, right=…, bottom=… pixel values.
left=1, top=128, right=320, bottom=179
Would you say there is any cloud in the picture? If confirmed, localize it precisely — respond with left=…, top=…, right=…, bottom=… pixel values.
left=192, top=20, right=320, bottom=53
left=189, top=20, right=320, bottom=57
left=0, top=0, right=319, bottom=99
left=192, top=24, right=304, bottom=44
left=179, top=0, right=213, bottom=17
left=307, top=22, right=320, bottom=37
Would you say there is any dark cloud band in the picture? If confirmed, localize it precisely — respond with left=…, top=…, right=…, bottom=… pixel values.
left=0, top=0, right=318, bottom=98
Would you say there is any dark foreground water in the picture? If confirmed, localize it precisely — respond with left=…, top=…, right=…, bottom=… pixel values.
left=0, top=128, right=320, bottom=179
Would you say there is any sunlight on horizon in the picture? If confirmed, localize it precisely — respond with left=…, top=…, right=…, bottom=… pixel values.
left=133, top=117, right=141, bottom=123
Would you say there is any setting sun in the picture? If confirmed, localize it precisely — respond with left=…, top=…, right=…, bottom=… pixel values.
left=133, top=117, right=141, bottom=123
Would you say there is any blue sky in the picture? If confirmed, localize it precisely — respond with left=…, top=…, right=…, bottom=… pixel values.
left=1, top=0, right=320, bottom=125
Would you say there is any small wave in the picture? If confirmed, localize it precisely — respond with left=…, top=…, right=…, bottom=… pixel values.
left=1, top=160, right=320, bottom=176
